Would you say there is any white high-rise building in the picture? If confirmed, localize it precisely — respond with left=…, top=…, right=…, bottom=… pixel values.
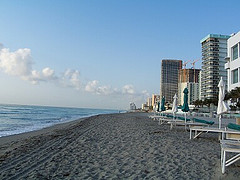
left=147, top=97, right=152, bottom=107
left=200, top=34, right=230, bottom=100
left=151, top=94, right=160, bottom=107
left=225, top=31, right=240, bottom=91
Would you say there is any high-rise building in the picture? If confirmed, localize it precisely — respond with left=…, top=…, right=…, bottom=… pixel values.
left=200, top=34, right=230, bottom=100
left=198, top=71, right=202, bottom=100
left=147, top=97, right=152, bottom=107
left=160, top=59, right=182, bottom=103
left=225, top=31, right=240, bottom=91
left=130, top=102, right=136, bottom=110
left=179, top=69, right=200, bottom=83
left=151, top=94, right=160, bottom=107
left=178, top=69, right=200, bottom=105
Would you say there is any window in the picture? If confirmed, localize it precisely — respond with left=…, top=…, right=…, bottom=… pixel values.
left=232, top=68, right=238, bottom=84
left=232, top=44, right=238, bottom=60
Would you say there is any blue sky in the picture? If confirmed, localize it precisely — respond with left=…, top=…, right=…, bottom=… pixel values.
left=0, top=0, right=239, bottom=109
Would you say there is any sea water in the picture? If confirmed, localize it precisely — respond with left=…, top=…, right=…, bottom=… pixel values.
left=0, top=104, right=119, bottom=137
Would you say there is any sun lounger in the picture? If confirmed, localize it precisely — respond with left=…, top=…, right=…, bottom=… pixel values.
left=222, top=123, right=240, bottom=140
left=189, top=122, right=240, bottom=173
left=220, top=139, right=240, bottom=174
left=150, top=114, right=183, bottom=128
left=177, top=116, right=191, bottom=121
left=170, top=117, right=213, bottom=131
left=192, top=118, right=214, bottom=125
left=220, top=123, right=240, bottom=173
left=174, top=121, right=209, bottom=128
left=149, top=114, right=173, bottom=125
left=190, top=123, right=240, bottom=140
left=227, top=123, right=240, bottom=131
left=189, top=126, right=225, bottom=139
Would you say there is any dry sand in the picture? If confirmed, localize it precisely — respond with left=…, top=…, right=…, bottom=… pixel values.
left=0, top=112, right=239, bottom=179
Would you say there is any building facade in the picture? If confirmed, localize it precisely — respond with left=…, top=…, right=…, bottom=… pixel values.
left=160, top=59, right=182, bottom=103
left=151, top=94, right=160, bottom=107
left=130, top=102, right=136, bottom=110
left=178, top=82, right=199, bottom=105
left=225, top=31, right=240, bottom=91
left=179, top=69, right=200, bottom=83
left=198, top=70, right=202, bottom=100
left=147, top=97, right=152, bottom=107
left=178, top=69, right=200, bottom=105
left=200, top=34, right=230, bottom=100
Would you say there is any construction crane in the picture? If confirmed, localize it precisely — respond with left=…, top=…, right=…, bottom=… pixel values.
left=182, top=60, right=191, bottom=69
left=191, top=59, right=200, bottom=69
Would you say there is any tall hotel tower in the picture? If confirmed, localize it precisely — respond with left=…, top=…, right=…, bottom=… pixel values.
left=160, top=59, right=182, bottom=103
left=200, top=34, right=230, bottom=100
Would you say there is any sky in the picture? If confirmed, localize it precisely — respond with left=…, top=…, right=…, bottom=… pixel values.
left=0, top=0, right=239, bottom=110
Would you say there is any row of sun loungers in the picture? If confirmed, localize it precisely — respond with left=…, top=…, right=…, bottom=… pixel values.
left=149, top=113, right=240, bottom=174
left=149, top=114, right=214, bottom=130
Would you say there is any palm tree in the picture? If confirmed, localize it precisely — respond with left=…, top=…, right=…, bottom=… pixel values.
left=193, top=99, right=200, bottom=108
left=224, top=87, right=240, bottom=110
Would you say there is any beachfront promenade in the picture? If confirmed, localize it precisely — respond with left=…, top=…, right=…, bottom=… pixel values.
left=0, top=112, right=239, bottom=179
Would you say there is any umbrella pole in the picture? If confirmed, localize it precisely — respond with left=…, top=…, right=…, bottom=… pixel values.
left=171, top=112, right=175, bottom=130
left=185, top=112, right=187, bottom=130
left=219, top=115, right=222, bottom=129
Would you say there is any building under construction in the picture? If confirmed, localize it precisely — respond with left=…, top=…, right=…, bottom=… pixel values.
left=179, top=69, right=200, bottom=83
left=160, top=59, right=182, bottom=103
left=178, top=68, right=201, bottom=105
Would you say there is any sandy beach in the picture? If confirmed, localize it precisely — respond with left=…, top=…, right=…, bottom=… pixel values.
left=0, top=112, right=239, bottom=179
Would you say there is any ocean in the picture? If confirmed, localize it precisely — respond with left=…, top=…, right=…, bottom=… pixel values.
left=0, top=104, right=119, bottom=137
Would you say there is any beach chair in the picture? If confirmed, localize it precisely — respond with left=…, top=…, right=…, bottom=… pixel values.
left=220, top=124, right=240, bottom=174
left=171, top=117, right=213, bottom=131
left=152, top=114, right=183, bottom=128
left=157, top=114, right=179, bottom=126
left=149, top=113, right=170, bottom=125
left=192, top=118, right=215, bottom=125
left=188, top=119, right=218, bottom=139
left=190, top=122, right=240, bottom=139
left=220, top=140, right=240, bottom=174
left=177, top=116, right=191, bottom=122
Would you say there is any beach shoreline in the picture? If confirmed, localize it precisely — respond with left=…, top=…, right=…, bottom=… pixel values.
left=0, top=112, right=239, bottom=179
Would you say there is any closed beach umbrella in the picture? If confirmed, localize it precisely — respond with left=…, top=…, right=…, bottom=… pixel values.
left=182, top=88, right=189, bottom=112
left=157, top=101, right=160, bottom=112
left=182, top=88, right=189, bottom=127
left=172, top=94, right=178, bottom=114
left=161, top=96, right=166, bottom=111
left=217, top=77, right=228, bottom=129
left=171, top=94, right=178, bottom=129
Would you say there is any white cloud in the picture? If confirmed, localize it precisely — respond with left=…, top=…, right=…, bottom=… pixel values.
left=61, top=69, right=81, bottom=90
left=0, top=48, right=33, bottom=78
left=96, top=85, right=114, bottom=95
left=122, top=84, right=135, bottom=94
left=85, top=80, right=98, bottom=92
left=42, top=67, right=55, bottom=78
left=0, top=44, right=150, bottom=105
left=85, top=80, right=113, bottom=95
left=0, top=47, right=57, bottom=84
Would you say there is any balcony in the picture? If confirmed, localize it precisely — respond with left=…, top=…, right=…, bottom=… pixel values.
left=224, top=57, right=230, bottom=69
